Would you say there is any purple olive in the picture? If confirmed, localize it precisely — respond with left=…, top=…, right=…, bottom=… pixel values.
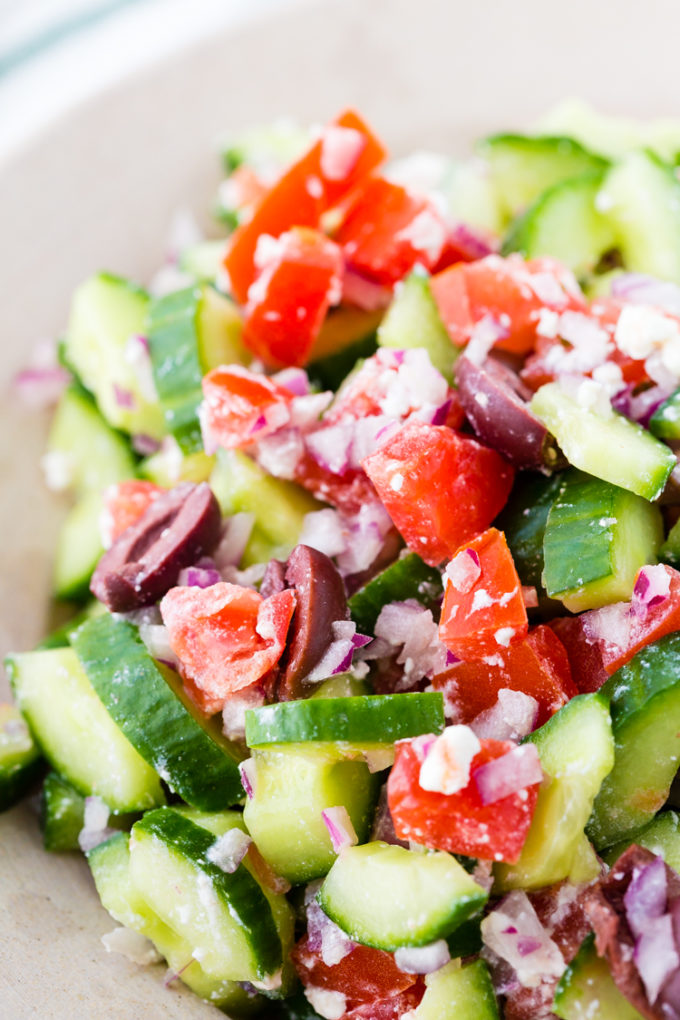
left=91, top=482, right=221, bottom=612
left=259, top=558, right=287, bottom=598
left=276, top=544, right=348, bottom=700
left=455, top=355, right=565, bottom=470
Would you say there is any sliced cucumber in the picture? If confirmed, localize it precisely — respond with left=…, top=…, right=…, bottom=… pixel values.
left=553, top=933, right=644, bottom=1020
left=147, top=284, right=247, bottom=453
left=319, top=841, right=487, bottom=950
left=130, top=808, right=288, bottom=984
left=413, top=958, right=499, bottom=1020
left=541, top=470, right=663, bottom=612
left=660, top=515, right=680, bottom=569
left=179, top=239, right=228, bottom=282
left=6, top=647, right=164, bottom=813
left=52, top=488, right=108, bottom=600
left=480, top=133, right=608, bottom=221
left=63, top=272, right=165, bottom=439
left=307, top=326, right=378, bottom=393
left=139, top=446, right=215, bottom=488
left=600, top=149, right=680, bottom=283
left=496, top=471, right=563, bottom=593
left=89, top=831, right=260, bottom=1012
left=210, top=449, right=322, bottom=567
left=446, top=158, right=505, bottom=236
left=649, top=386, right=680, bottom=440
left=349, top=552, right=443, bottom=634
left=603, top=810, right=680, bottom=874
left=588, top=632, right=680, bottom=849
left=502, top=171, right=616, bottom=276
left=495, top=693, right=614, bottom=891
left=243, top=744, right=378, bottom=884
left=377, top=270, right=457, bottom=381
left=0, top=703, right=43, bottom=812
left=41, top=771, right=85, bottom=851
left=535, top=99, right=680, bottom=162
left=245, top=692, right=444, bottom=749
left=72, top=615, right=245, bottom=811
left=530, top=383, right=675, bottom=501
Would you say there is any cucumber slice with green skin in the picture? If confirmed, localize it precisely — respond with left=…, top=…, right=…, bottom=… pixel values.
left=210, top=449, right=322, bottom=567
left=52, top=488, right=108, bottom=600
left=600, top=149, right=680, bottom=283
left=535, top=99, right=680, bottom=163
left=348, top=552, right=443, bottom=634
left=139, top=447, right=215, bottom=488
left=41, top=771, right=85, bottom=850
left=147, top=285, right=248, bottom=454
left=89, top=832, right=261, bottom=1013
left=496, top=471, right=563, bottom=593
left=243, top=745, right=379, bottom=884
left=310, top=673, right=370, bottom=699
left=63, top=272, right=166, bottom=439
left=377, top=269, right=458, bottom=382
left=47, top=385, right=136, bottom=496
left=72, top=615, right=245, bottom=811
left=413, top=959, right=499, bottom=1020
left=495, top=693, right=614, bottom=891
left=502, top=171, right=617, bottom=276
left=553, top=933, right=644, bottom=1020
left=179, top=240, right=228, bottom=282
left=660, top=515, right=680, bottom=569
left=319, top=841, right=488, bottom=950
left=6, top=647, right=164, bottom=813
left=307, top=328, right=378, bottom=393
left=649, top=386, right=680, bottom=439
left=604, top=810, right=680, bottom=874
left=245, top=692, right=445, bottom=749
left=479, top=133, right=609, bottom=222
left=130, top=807, right=286, bottom=984
left=0, top=703, right=44, bottom=812
left=541, top=469, right=663, bottom=612
left=530, top=383, right=675, bottom=501
left=588, top=632, right=680, bottom=849
left=446, top=916, right=483, bottom=959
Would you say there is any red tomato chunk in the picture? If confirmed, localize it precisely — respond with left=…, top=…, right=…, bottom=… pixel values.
left=291, top=935, right=417, bottom=1009
left=101, top=479, right=165, bottom=547
left=201, top=365, right=295, bottom=449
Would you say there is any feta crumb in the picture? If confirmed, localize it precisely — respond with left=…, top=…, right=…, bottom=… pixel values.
left=536, top=307, right=560, bottom=339
left=419, top=725, right=481, bottom=795
left=206, top=828, right=252, bottom=873
left=471, top=589, right=494, bottom=612
left=304, top=986, right=347, bottom=1019
left=320, top=125, right=364, bottom=181
left=494, top=627, right=516, bottom=647
left=394, top=208, right=447, bottom=262
left=41, top=450, right=74, bottom=492
left=615, top=304, right=680, bottom=360
left=390, top=472, right=404, bottom=492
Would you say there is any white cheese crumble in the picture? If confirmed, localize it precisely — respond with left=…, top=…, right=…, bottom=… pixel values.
left=206, top=828, right=252, bottom=873
left=101, top=927, right=162, bottom=966
left=615, top=304, right=680, bottom=361
left=304, top=986, right=347, bottom=1019
left=494, top=627, right=516, bottom=647
left=419, top=725, right=481, bottom=795
left=41, top=450, right=74, bottom=492
left=319, top=125, right=364, bottom=181
left=394, top=208, right=447, bottom=262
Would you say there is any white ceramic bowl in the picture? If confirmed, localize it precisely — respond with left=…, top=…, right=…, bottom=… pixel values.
left=1, top=0, right=679, bottom=1014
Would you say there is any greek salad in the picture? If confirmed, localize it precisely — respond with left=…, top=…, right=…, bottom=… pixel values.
left=7, top=101, right=680, bottom=1019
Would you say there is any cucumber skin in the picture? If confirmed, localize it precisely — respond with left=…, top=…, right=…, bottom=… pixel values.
left=603, top=810, right=680, bottom=874
left=496, top=471, right=563, bottom=592
left=72, top=615, right=245, bottom=811
left=415, top=958, right=499, bottom=1020
left=133, top=807, right=283, bottom=980
left=348, top=552, right=443, bottom=634
left=553, top=933, right=644, bottom=1020
left=245, top=692, right=445, bottom=748
left=40, top=771, right=85, bottom=850
left=588, top=632, right=680, bottom=849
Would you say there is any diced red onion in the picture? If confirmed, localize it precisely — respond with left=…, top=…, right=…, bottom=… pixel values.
left=306, top=882, right=356, bottom=965
left=372, top=600, right=450, bottom=682
left=470, top=689, right=539, bottom=742
left=336, top=502, right=394, bottom=576
left=222, top=685, right=265, bottom=742
left=422, top=397, right=452, bottom=426
left=349, top=414, right=399, bottom=466
left=299, top=508, right=347, bottom=559
left=206, top=828, right=252, bottom=873
left=612, top=273, right=680, bottom=316
left=177, top=559, right=222, bottom=588
left=361, top=747, right=395, bottom=773
left=132, top=433, right=162, bottom=456
left=521, top=586, right=539, bottom=609
left=481, top=891, right=566, bottom=988
left=14, top=365, right=70, bottom=408
left=254, top=427, right=305, bottom=479
left=466, top=315, right=510, bottom=364
left=138, top=623, right=179, bottom=670
left=612, top=381, right=673, bottom=427
left=212, top=513, right=255, bottom=570
left=342, top=268, right=393, bottom=310
left=472, top=744, right=543, bottom=805
left=632, top=564, right=671, bottom=619
left=238, top=758, right=256, bottom=800
left=394, top=940, right=450, bottom=974
left=306, top=423, right=353, bottom=475
left=625, top=857, right=669, bottom=943
left=302, top=621, right=366, bottom=684
left=378, top=348, right=449, bottom=420
left=321, top=806, right=357, bottom=854
left=272, top=367, right=310, bottom=396
left=445, top=548, right=481, bottom=594
left=113, top=383, right=135, bottom=409
left=449, top=221, right=496, bottom=260
left=290, top=391, right=334, bottom=428
left=635, top=913, right=679, bottom=1004
left=101, top=927, right=162, bottom=965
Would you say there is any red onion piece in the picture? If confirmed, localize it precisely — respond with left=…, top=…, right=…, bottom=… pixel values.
left=342, top=268, right=393, bottom=310
left=113, top=383, right=135, bottom=409
left=472, top=744, right=543, bottom=805
left=132, top=433, right=162, bottom=456
left=302, top=621, right=367, bottom=683
left=138, top=622, right=180, bottom=671
left=635, top=913, right=679, bottom=1004
left=272, top=367, right=310, bottom=396
left=14, top=365, right=70, bottom=408
left=238, top=759, right=256, bottom=800
left=177, top=560, right=222, bottom=588
left=212, top=514, right=255, bottom=571
left=321, top=806, right=357, bottom=854
left=632, top=564, right=671, bottom=619
left=371, top=600, right=449, bottom=683
left=481, top=890, right=566, bottom=989
left=306, top=882, right=356, bottom=965
left=394, top=940, right=450, bottom=974
left=449, top=221, right=496, bottom=260
left=624, top=856, right=668, bottom=939
left=306, top=423, right=353, bottom=475
left=222, top=685, right=266, bottom=742
left=611, top=273, right=680, bottom=316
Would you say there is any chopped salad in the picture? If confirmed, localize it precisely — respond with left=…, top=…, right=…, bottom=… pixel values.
left=8, top=102, right=680, bottom=1019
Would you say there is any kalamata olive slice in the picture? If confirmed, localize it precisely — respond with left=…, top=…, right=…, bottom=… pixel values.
left=277, top=544, right=348, bottom=701
left=91, top=482, right=221, bottom=612
left=455, top=355, right=565, bottom=470
left=259, top=559, right=287, bottom=599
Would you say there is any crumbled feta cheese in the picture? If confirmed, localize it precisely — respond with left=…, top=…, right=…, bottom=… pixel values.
left=419, top=725, right=481, bottom=795
left=41, top=450, right=74, bottom=492
left=394, top=208, right=447, bottom=262
left=536, top=307, right=560, bottom=339
left=471, top=589, right=494, bottom=612
left=390, top=472, right=404, bottom=491
left=304, top=986, right=347, bottom=1019
left=494, top=627, right=516, bottom=647
left=206, top=828, right=252, bottom=873
left=615, top=304, right=680, bottom=360
left=575, top=378, right=614, bottom=418
left=320, top=125, right=364, bottom=181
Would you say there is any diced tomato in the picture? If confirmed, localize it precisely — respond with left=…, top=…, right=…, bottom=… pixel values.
left=336, top=177, right=447, bottom=285
left=242, top=227, right=344, bottom=368
left=201, top=365, right=295, bottom=450
left=293, top=446, right=380, bottom=515
left=430, top=253, right=585, bottom=356
left=344, top=983, right=425, bottom=1018
left=291, top=935, right=417, bottom=1010
left=388, top=735, right=540, bottom=862
left=222, top=164, right=269, bottom=216
left=160, top=582, right=296, bottom=714
left=362, top=421, right=514, bottom=567
left=100, top=480, right=165, bottom=547
left=224, top=109, right=386, bottom=304
left=433, top=624, right=576, bottom=725
left=550, top=564, right=680, bottom=692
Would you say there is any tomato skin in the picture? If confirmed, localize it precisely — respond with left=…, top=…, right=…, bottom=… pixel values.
left=387, top=736, right=540, bottom=862
left=344, top=983, right=425, bottom=1018
left=433, top=624, right=576, bottom=726
left=201, top=365, right=295, bottom=449
left=362, top=420, right=514, bottom=566
left=224, top=109, right=386, bottom=304
left=101, top=480, right=165, bottom=546
left=160, top=582, right=296, bottom=714
left=293, top=448, right=380, bottom=514
left=438, top=528, right=528, bottom=660
left=337, top=177, right=447, bottom=285
left=243, top=227, right=344, bottom=368
left=430, top=253, right=584, bottom=356
left=291, top=935, right=417, bottom=1009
